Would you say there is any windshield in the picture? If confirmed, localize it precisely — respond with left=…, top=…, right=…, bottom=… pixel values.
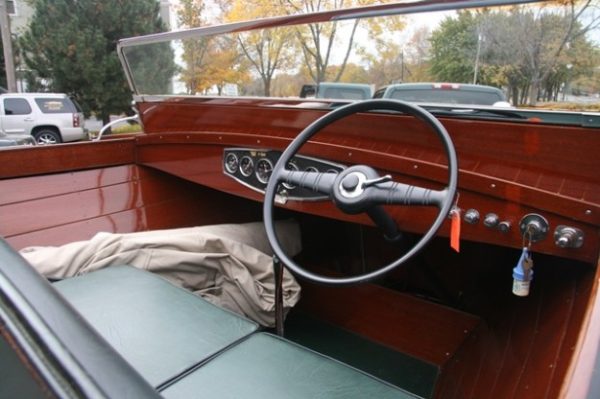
left=120, top=0, right=600, bottom=115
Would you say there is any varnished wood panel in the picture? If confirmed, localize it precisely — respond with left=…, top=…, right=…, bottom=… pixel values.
left=292, top=229, right=592, bottom=399
left=0, top=165, right=140, bottom=206
left=1, top=164, right=263, bottom=250
left=559, top=259, right=600, bottom=398
left=137, top=99, right=600, bottom=212
left=0, top=138, right=135, bottom=179
left=135, top=139, right=599, bottom=263
left=426, top=243, right=593, bottom=399
left=297, top=282, right=480, bottom=366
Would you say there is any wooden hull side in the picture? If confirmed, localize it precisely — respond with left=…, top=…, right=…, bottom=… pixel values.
left=429, top=242, right=594, bottom=398
left=0, top=163, right=263, bottom=250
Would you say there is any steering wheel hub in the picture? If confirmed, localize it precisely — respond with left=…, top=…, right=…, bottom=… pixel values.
left=339, top=172, right=365, bottom=198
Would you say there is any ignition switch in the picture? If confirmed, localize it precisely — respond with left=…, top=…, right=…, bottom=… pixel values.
left=519, top=214, right=549, bottom=242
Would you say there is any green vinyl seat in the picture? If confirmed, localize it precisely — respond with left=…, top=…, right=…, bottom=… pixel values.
left=161, top=332, right=419, bottom=398
left=54, top=265, right=258, bottom=388
left=55, top=265, right=417, bottom=398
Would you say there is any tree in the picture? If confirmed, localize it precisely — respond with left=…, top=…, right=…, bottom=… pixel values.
left=429, top=11, right=479, bottom=84
left=279, top=0, right=363, bottom=84
left=20, top=0, right=174, bottom=124
left=520, top=1, right=600, bottom=104
left=203, top=36, right=251, bottom=95
left=429, top=2, right=600, bottom=105
left=226, top=0, right=296, bottom=96
left=177, top=0, right=214, bottom=94
left=478, top=2, right=600, bottom=105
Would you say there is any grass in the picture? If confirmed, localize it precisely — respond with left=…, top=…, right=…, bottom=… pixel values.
left=524, top=102, right=600, bottom=112
left=88, top=123, right=143, bottom=139
left=110, top=123, right=142, bottom=134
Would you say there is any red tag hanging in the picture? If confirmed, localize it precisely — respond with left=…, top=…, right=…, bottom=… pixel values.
left=450, top=208, right=461, bottom=253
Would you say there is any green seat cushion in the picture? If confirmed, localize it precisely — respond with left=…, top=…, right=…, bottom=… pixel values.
left=54, top=265, right=258, bottom=387
left=162, top=333, right=418, bottom=398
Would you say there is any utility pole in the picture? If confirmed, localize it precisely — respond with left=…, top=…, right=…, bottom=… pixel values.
left=0, top=0, right=16, bottom=92
left=473, top=33, right=482, bottom=85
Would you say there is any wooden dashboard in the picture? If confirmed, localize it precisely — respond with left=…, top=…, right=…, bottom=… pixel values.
left=131, top=97, right=600, bottom=264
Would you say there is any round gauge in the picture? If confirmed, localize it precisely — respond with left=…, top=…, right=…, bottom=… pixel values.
left=256, top=158, right=274, bottom=184
left=224, top=153, right=239, bottom=174
left=305, top=166, right=319, bottom=173
left=239, top=156, right=254, bottom=177
left=283, top=162, right=299, bottom=189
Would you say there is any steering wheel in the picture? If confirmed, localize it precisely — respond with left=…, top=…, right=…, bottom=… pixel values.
left=263, top=99, right=458, bottom=285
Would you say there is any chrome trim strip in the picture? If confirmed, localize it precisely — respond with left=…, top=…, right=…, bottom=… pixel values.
left=335, top=0, right=542, bottom=20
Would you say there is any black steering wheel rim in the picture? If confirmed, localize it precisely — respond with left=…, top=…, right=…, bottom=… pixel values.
left=264, top=99, right=458, bottom=285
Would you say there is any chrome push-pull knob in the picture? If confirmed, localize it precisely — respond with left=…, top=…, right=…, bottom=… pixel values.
left=483, top=213, right=499, bottom=228
left=554, top=226, right=584, bottom=249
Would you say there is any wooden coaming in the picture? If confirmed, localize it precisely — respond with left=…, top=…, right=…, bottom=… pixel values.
left=0, top=138, right=136, bottom=179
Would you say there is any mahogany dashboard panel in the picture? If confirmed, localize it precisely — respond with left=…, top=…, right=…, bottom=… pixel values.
left=133, top=98, right=600, bottom=263
left=134, top=132, right=599, bottom=264
left=137, top=98, right=600, bottom=218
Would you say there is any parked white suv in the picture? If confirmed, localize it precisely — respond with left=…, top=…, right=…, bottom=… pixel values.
left=0, top=93, right=87, bottom=144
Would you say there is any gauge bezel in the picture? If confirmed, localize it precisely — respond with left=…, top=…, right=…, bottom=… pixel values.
left=224, top=153, right=239, bottom=174
left=239, top=156, right=254, bottom=177
left=255, top=158, right=274, bottom=184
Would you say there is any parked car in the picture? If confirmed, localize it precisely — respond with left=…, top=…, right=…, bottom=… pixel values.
left=374, top=83, right=511, bottom=106
left=300, top=82, right=373, bottom=100
left=0, top=93, right=87, bottom=144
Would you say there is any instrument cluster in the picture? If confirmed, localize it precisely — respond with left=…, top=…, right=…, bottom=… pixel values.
left=223, top=148, right=345, bottom=201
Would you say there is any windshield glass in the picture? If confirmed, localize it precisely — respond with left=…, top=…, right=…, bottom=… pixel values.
left=121, top=0, right=600, bottom=114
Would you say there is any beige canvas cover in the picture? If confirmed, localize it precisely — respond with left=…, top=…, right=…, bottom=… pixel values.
left=20, top=220, right=302, bottom=327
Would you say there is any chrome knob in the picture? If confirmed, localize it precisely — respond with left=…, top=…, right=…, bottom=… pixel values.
left=557, top=236, right=571, bottom=248
left=554, top=226, right=584, bottom=249
left=483, top=213, right=499, bottom=228
left=498, top=221, right=511, bottom=233
left=463, top=209, right=480, bottom=224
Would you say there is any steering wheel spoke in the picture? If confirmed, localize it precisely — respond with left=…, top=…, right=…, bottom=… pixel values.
left=280, top=170, right=336, bottom=195
left=370, top=181, right=447, bottom=208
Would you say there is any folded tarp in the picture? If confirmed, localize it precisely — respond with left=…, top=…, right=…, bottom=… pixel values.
left=20, top=220, right=302, bottom=327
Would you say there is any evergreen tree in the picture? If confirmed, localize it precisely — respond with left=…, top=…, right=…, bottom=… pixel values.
left=19, top=0, right=175, bottom=124
left=429, top=11, right=479, bottom=84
